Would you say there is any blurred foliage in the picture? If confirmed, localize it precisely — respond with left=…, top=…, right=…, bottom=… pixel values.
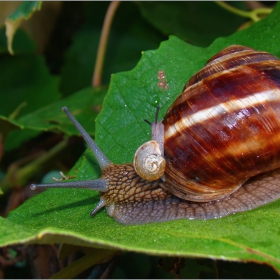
left=0, top=1, right=279, bottom=279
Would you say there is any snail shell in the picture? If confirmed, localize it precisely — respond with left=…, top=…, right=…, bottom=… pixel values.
left=163, top=45, right=280, bottom=202
left=133, top=140, right=166, bottom=181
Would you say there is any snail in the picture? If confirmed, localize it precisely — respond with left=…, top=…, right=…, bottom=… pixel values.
left=30, top=45, right=280, bottom=225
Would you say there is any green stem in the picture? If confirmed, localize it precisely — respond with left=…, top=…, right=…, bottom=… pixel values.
left=0, top=133, right=6, bottom=163
left=215, top=1, right=272, bottom=23
left=92, top=1, right=121, bottom=87
left=9, top=102, right=27, bottom=119
left=0, top=138, right=69, bottom=193
left=50, top=249, right=118, bottom=279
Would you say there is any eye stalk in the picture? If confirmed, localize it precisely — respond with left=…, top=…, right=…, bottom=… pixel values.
left=144, top=105, right=164, bottom=155
left=61, top=106, right=111, bottom=169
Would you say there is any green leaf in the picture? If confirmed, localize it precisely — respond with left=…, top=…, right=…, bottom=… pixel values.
left=0, top=54, right=60, bottom=119
left=0, top=51, right=61, bottom=150
left=4, top=1, right=42, bottom=54
left=137, top=2, right=248, bottom=47
left=18, top=86, right=108, bottom=136
left=3, top=86, right=107, bottom=152
left=0, top=27, right=61, bottom=151
left=2, top=1, right=280, bottom=274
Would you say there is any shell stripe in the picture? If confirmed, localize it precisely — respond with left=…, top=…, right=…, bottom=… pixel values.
left=165, top=89, right=280, bottom=139
left=165, top=62, right=280, bottom=131
left=188, top=51, right=278, bottom=87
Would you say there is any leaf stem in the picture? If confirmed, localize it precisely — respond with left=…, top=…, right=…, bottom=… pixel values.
left=0, top=138, right=69, bottom=193
left=92, top=1, right=121, bottom=87
left=215, top=1, right=272, bottom=23
left=50, top=249, right=118, bottom=279
left=8, top=102, right=27, bottom=119
left=0, top=133, right=6, bottom=163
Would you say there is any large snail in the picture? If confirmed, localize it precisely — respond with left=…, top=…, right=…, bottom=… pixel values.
left=31, top=45, right=280, bottom=225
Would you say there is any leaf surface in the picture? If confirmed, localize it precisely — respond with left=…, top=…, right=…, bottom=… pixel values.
left=18, top=86, right=108, bottom=136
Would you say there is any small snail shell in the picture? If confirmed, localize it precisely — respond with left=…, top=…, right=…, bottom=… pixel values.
left=30, top=45, right=280, bottom=225
left=133, top=140, right=166, bottom=181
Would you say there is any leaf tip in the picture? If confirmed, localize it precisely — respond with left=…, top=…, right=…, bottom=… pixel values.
left=5, top=19, right=17, bottom=55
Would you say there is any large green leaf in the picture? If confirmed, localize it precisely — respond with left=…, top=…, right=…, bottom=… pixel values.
left=2, top=2, right=280, bottom=274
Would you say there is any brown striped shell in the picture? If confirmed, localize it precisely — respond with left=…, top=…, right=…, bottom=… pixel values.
left=163, top=45, right=280, bottom=202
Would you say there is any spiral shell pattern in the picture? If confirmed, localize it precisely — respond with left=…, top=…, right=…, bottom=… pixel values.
left=133, top=140, right=166, bottom=181
left=163, top=45, right=280, bottom=202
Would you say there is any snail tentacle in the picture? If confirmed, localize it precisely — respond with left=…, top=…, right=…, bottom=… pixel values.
left=151, top=106, right=164, bottom=155
left=144, top=106, right=165, bottom=154
left=30, top=108, right=112, bottom=216
left=30, top=178, right=108, bottom=192
left=90, top=198, right=106, bottom=217
left=62, top=107, right=111, bottom=169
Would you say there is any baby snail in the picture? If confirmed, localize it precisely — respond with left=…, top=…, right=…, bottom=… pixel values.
left=31, top=45, right=280, bottom=225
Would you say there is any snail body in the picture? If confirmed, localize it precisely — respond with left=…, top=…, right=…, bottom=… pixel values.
left=31, top=45, right=280, bottom=224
